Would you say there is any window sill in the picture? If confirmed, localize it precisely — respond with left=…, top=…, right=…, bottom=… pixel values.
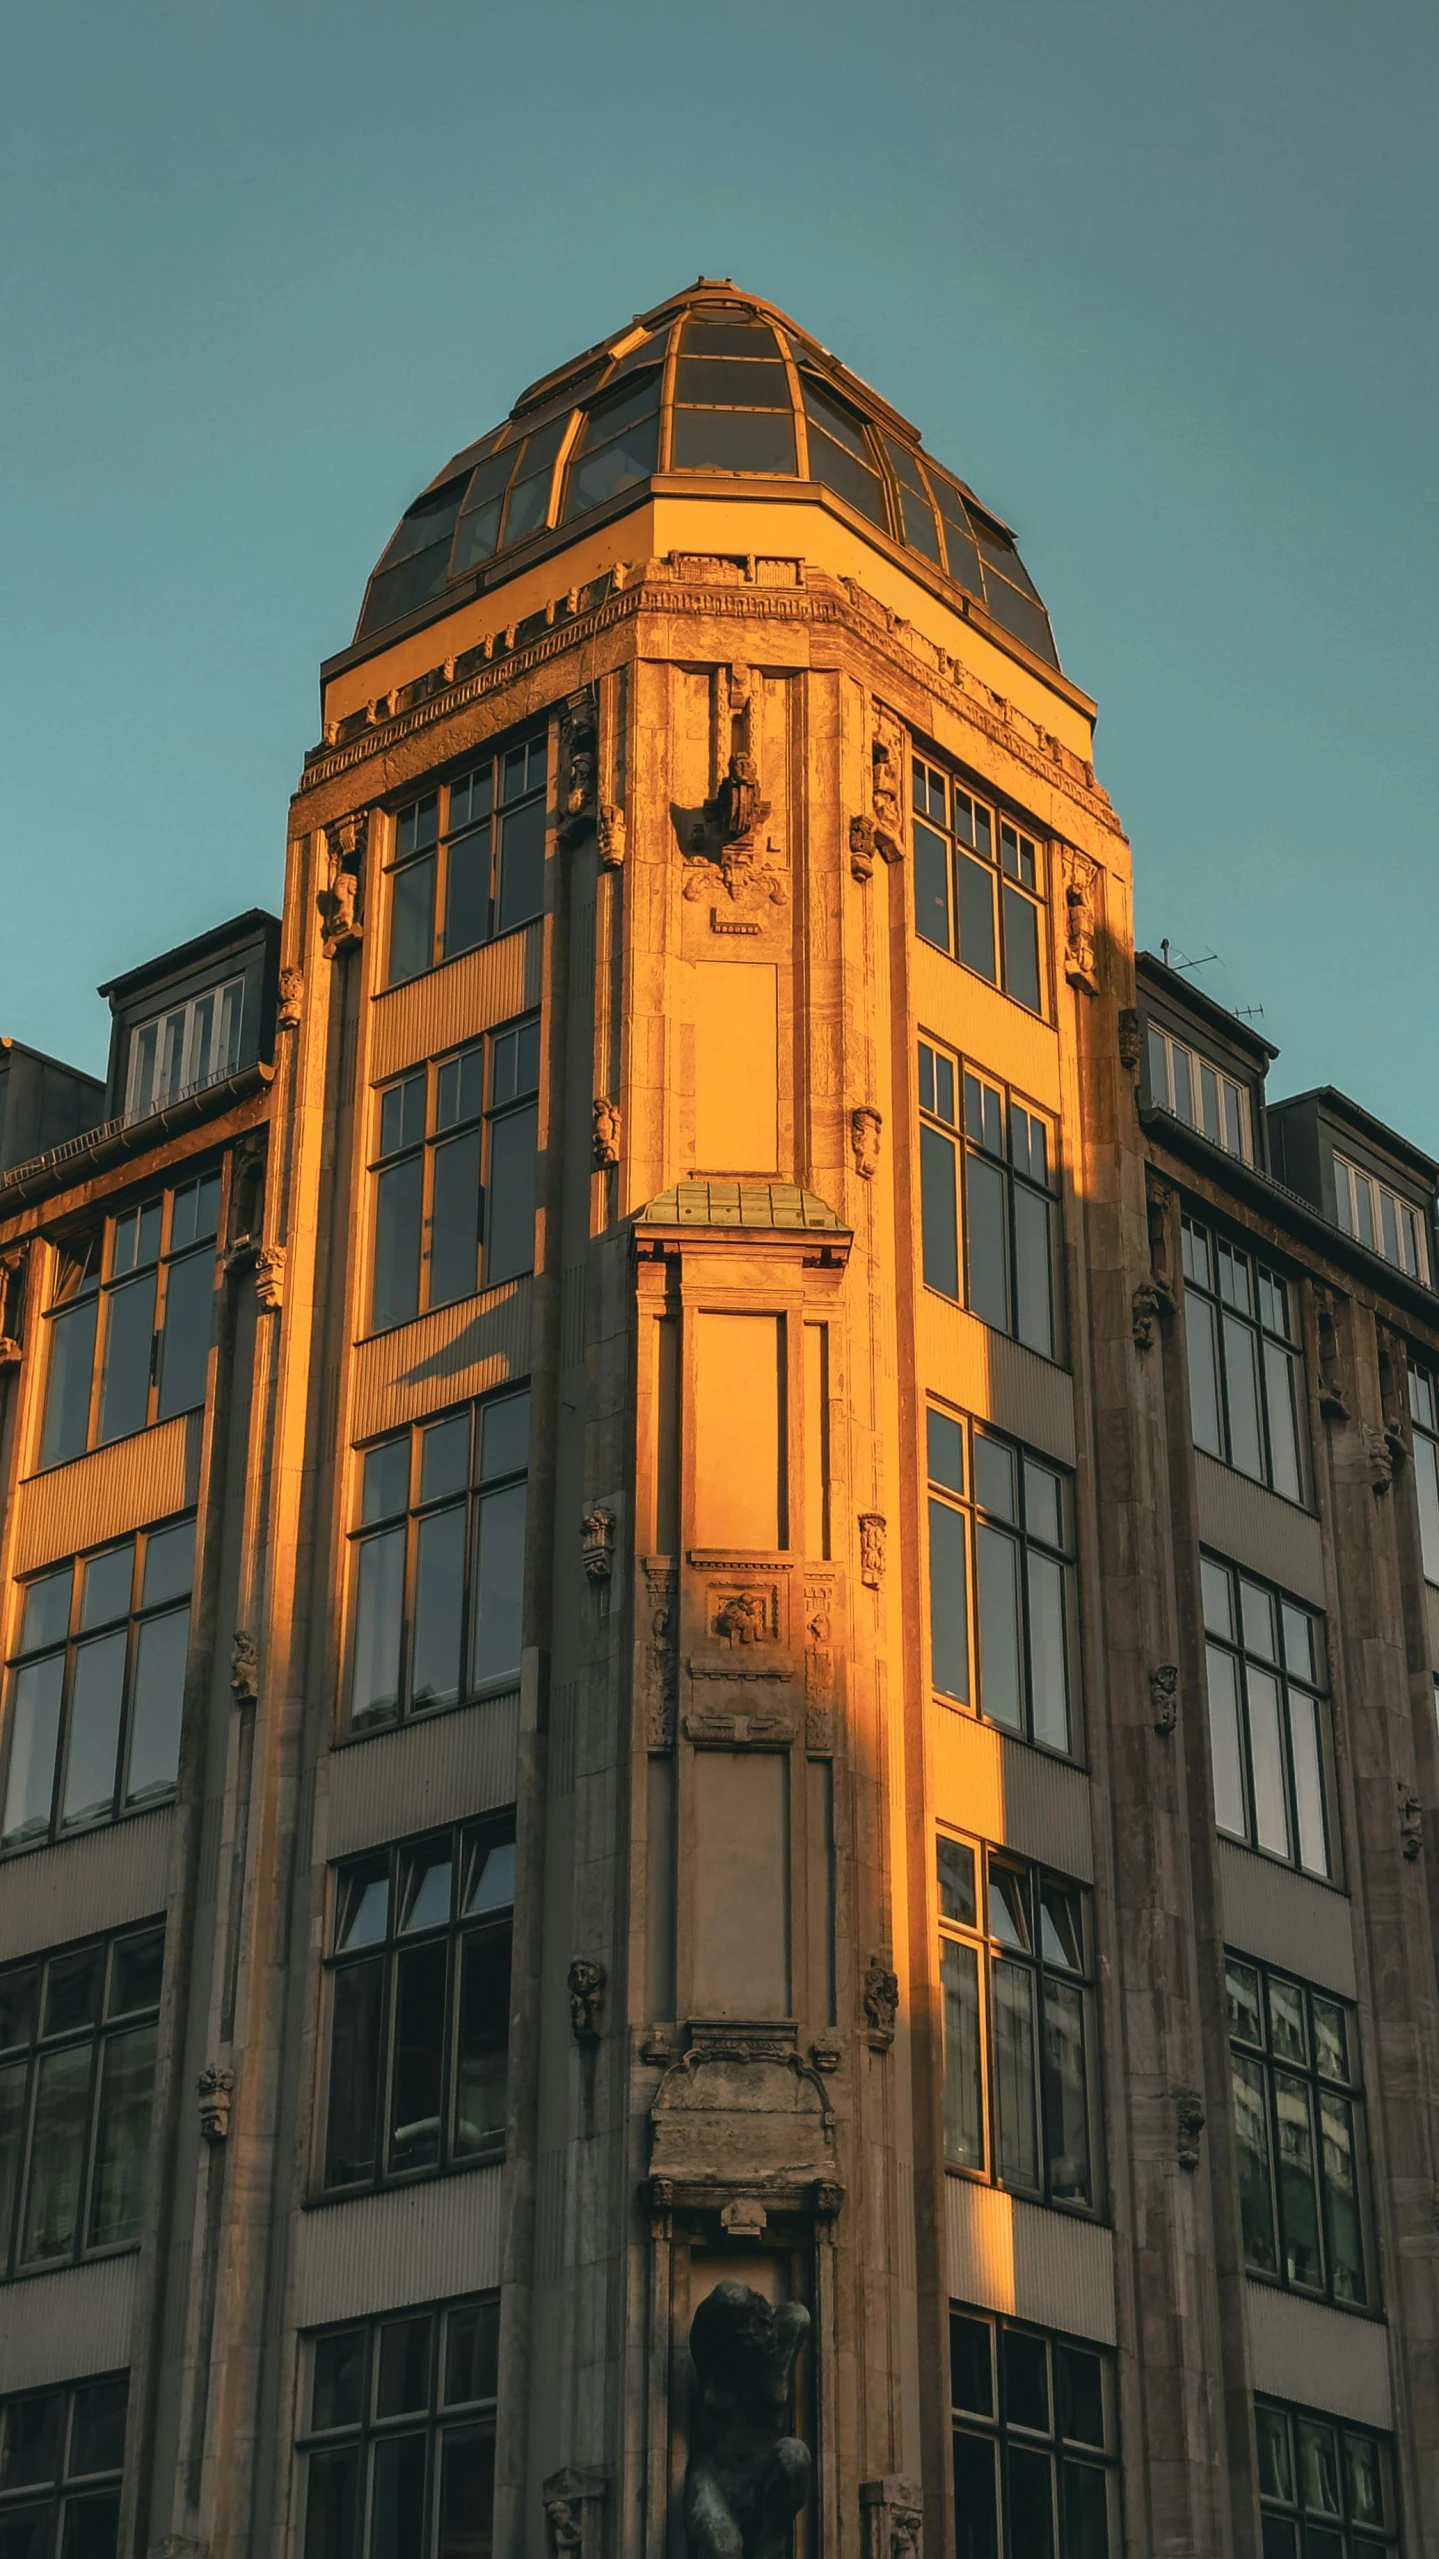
left=307, top=2151, right=506, bottom=2210
left=0, top=1794, right=177, bottom=1864
left=374, top=915, right=541, bottom=1002
left=334, top=1685, right=521, bottom=1751
left=1217, top=1831, right=1347, bottom=1899
left=2, top=2243, right=141, bottom=2287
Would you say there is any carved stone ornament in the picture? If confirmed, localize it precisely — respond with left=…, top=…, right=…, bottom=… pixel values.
left=597, top=801, right=626, bottom=867
left=276, top=966, right=303, bottom=1029
left=197, top=2064, right=235, bottom=2144
left=231, top=1631, right=258, bottom=1704
left=684, top=2283, right=811, bottom=2559
left=851, top=1106, right=883, bottom=1181
left=714, top=1589, right=771, bottom=1646
left=1399, top=1786, right=1424, bottom=1862
left=320, top=810, right=367, bottom=957
left=1365, top=1429, right=1395, bottom=1494
left=863, top=1956, right=899, bottom=2050
left=567, top=1957, right=606, bottom=2044
left=542, top=2468, right=606, bottom=2559
left=1315, top=1290, right=1350, bottom=1421
left=1062, top=849, right=1100, bottom=992
left=849, top=813, right=877, bottom=882
left=644, top=1560, right=678, bottom=1749
left=592, top=1096, right=621, bottom=1167
left=1131, top=1277, right=1173, bottom=1350
left=1175, top=2088, right=1206, bottom=2171
left=1117, top=1005, right=1142, bottom=1073
left=1150, top=1663, right=1179, bottom=1736
left=861, top=2478, right=924, bottom=2559
left=870, top=709, right=906, bottom=863
left=858, top=1513, right=886, bottom=1588
left=581, top=1506, right=616, bottom=1584
left=254, top=1245, right=286, bottom=1313
left=559, top=689, right=599, bottom=848
left=684, top=753, right=785, bottom=908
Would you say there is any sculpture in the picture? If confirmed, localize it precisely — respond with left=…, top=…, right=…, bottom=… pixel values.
left=567, top=1957, right=606, bottom=2044
left=684, top=2282, right=811, bottom=2559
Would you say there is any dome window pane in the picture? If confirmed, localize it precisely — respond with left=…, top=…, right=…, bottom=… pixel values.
left=801, top=378, right=888, bottom=528
left=564, top=373, right=661, bottom=520
left=670, top=409, right=797, bottom=473
left=451, top=449, right=519, bottom=575
left=679, top=315, right=782, bottom=359
left=358, top=479, right=469, bottom=637
left=500, top=417, right=568, bottom=548
left=673, top=356, right=791, bottom=408
left=926, top=469, right=984, bottom=598
left=977, top=574, right=1059, bottom=666
left=882, top=436, right=943, bottom=566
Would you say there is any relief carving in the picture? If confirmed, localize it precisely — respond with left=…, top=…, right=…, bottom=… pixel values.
left=644, top=1561, right=678, bottom=1750
left=1365, top=1429, right=1395, bottom=1494
left=1131, top=1279, right=1172, bottom=1349
left=1175, top=2089, right=1205, bottom=2171
left=713, top=1589, right=772, bottom=1646
left=197, top=2064, right=235, bottom=2144
left=254, top=1245, right=285, bottom=1313
left=231, top=1631, right=258, bottom=1705
left=597, top=801, right=626, bottom=867
left=276, top=966, right=304, bottom=1029
left=0, top=1243, right=26, bottom=1365
left=567, top=1957, right=606, bottom=2044
left=320, top=810, right=367, bottom=957
left=870, top=708, right=906, bottom=863
left=592, top=1096, right=621, bottom=1167
left=581, top=1506, right=616, bottom=1583
left=1062, top=849, right=1100, bottom=991
left=1377, top=1325, right=1410, bottom=1466
left=850, top=1106, right=883, bottom=1180
left=849, top=813, right=877, bottom=882
left=803, top=1583, right=837, bottom=1752
left=1314, top=1289, right=1350, bottom=1421
left=1399, top=1786, right=1424, bottom=1862
left=861, top=2480, right=924, bottom=2559
left=858, top=1514, right=886, bottom=1588
left=684, top=2284, right=811, bottom=2559
left=1150, top=1663, right=1179, bottom=1735
left=684, top=1706, right=797, bottom=1747
left=558, top=688, right=598, bottom=847
left=1117, top=1006, right=1142, bottom=1072
left=863, top=1957, right=899, bottom=2049
left=542, top=2469, right=606, bottom=2559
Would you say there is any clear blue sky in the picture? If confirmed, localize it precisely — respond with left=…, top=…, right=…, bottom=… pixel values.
left=3, top=0, right=1435, bottom=1142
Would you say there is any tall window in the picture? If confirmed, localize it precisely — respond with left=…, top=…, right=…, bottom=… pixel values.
left=1203, top=1557, right=1333, bottom=1880
left=0, top=2373, right=128, bottom=2558
left=950, top=2307, right=1117, bottom=2559
left=1333, top=1150, right=1430, bottom=1282
left=370, top=1018, right=539, bottom=1332
left=347, top=1391, right=528, bottom=1734
left=912, top=755, right=1046, bottom=1015
left=1143, top=1022, right=1251, bottom=1163
left=917, top=1044, right=1059, bottom=1353
left=1409, top=1363, right=1439, bottom=1583
left=1255, top=2397, right=1396, bottom=2554
left=39, top=1171, right=221, bottom=1469
left=299, top=2296, right=498, bottom=2559
left=125, top=977, right=244, bottom=1120
left=938, top=1835, right=1099, bottom=2213
left=563, top=368, right=663, bottom=515
left=1182, top=1218, right=1308, bottom=1504
left=323, top=1823, right=514, bottom=2193
left=1228, top=1957, right=1371, bottom=2311
left=0, top=1924, right=162, bottom=2278
left=927, top=1407, right=1078, bottom=1757
left=387, top=734, right=547, bottom=987
left=3, top=1515, right=193, bottom=1852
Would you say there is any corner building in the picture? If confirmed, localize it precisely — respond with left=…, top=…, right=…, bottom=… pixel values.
left=1, top=281, right=1437, bottom=2559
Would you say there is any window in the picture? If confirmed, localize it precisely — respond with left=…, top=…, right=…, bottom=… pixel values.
left=1143, top=1022, right=1251, bottom=1163
left=1182, top=1219, right=1308, bottom=1503
left=1334, top=1151, right=1430, bottom=1282
left=938, top=1836, right=1099, bottom=2212
left=126, top=977, right=244, bottom=1119
left=912, top=756, right=1046, bottom=1014
left=3, top=1515, right=193, bottom=1852
left=917, top=1044, right=1060, bottom=1352
left=38, top=1172, right=222, bottom=1470
left=926, top=1408, right=1078, bottom=1756
left=299, top=2295, right=498, bottom=2559
left=369, top=1020, right=539, bottom=1332
left=800, top=375, right=887, bottom=525
left=671, top=315, right=796, bottom=473
left=386, top=734, right=547, bottom=987
left=950, top=2307, right=1117, bottom=2558
left=347, top=1391, right=529, bottom=1734
left=1409, top=1363, right=1439, bottom=1583
left=0, top=1924, right=162, bottom=2277
left=323, top=1825, right=514, bottom=2193
left=1255, top=2397, right=1397, bottom=2554
left=0, top=2372, right=128, bottom=2557
left=1203, top=1559, right=1333, bottom=1880
left=1228, top=1959, right=1372, bottom=2310
left=564, top=369, right=662, bottom=515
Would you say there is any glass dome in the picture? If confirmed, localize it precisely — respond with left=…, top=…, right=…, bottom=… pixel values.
left=354, top=284, right=1060, bottom=669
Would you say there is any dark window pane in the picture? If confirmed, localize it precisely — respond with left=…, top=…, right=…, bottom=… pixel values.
left=336, top=1861, right=389, bottom=1952
left=938, top=1836, right=977, bottom=1926
left=920, top=1125, right=959, bottom=1299
left=1026, top=1553, right=1070, bottom=1754
left=976, top=1525, right=1024, bottom=1731
left=350, top=1529, right=405, bottom=1729
left=480, top=1392, right=530, bottom=1483
left=312, top=2328, right=367, bottom=2432
left=1259, top=2521, right=1297, bottom=2559
left=484, top=1106, right=538, bottom=1285
left=1233, top=2052, right=1278, bottom=2273
left=377, top=2317, right=431, bottom=2418
left=927, top=1409, right=965, bottom=1495
left=362, top=1437, right=410, bottom=1525
left=428, top=1131, right=482, bottom=1310
left=389, top=854, right=436, bottom=986
left=0, top=2391, right=64, bottom=2487
left=671, top=408, right=797, bottom=472
left=21, top=1568, right=73, bottom=1654
left=1263, top=1340, right=1305, bottom=1504
left=411, top=1507, right=466, bottom=1711
left=42, top=1298, right=100, bottom=1467
left=913, top=821, right=951, bottom=950
left=437, top=2424, right=496, bottom=2559
left=45, top=1947, right=103, bottom=2033
left=79, top=1549, right=130, bottom=1632
left=0, top=1966, right=38, bottom=2047
left=992, top=1960, right=1040, bottom=2188
left=1062, top=2460, right=1110, bottom=2559
left=445, top=2300, right=500, bottom=2406
left=454, top=1927, right=512, bottom=2156
left=4, top=1656, right=65, bottom=1846
left=462, top=1833, right=515, bottom=1916
left=966, top=1155, right=1010, bottom=1332
left=495, top=801, right=546, bottom=937
left=953, top=2428, right=999, bottom=2559
left=1013, top=1186, right=1054, bottom=1359
left=1005, top=2443, right=1055, bottom=2558
left=88, top=2023, right=156, bottom=2246
left=421, top=1416, right=471, bottom=1502
left=108, top=1931, right=163, bottom=2016
left=373, top=1158, right=424, bottom=1332
left=957, top=854, right=997, bottom=982
left=127, top=1607, right=188, bottom=1803
left=1001, top=2326, right=1049, bottom=2430
left=325, top=1959, right=383, bottom=2186
left=470, top=1485, right=526, bottom=1691
left=1319, top=2090, right=1365, bottom=2304
left=371, top=2431, right=428, bottom=2559
left=61, top=1632, right=126, bottom=1828
left=0, top=2058, right=27, bottom=2267
left=1185, top=1297, right=1225, bottom=1458
left=98, top=1274, right=156, bottom=1444
left=1055, top=2345, right=1105, bottom=2447
left=1223, top=1315, right=1266, bottom=1480
left=443, top=830, right=490, bottom=962
left=1041, top=1977, right=1090, bottom=2203
left=680, top=317, right=779, bottom=357
left=142, top=1519, right=194, bottom=1609
left=19, top=2043, right=91, bottom=2264
left=928, top=1497, right=969, bottom=1703
left=674, top=356, right=791, bottom=405
left=388, top=1942, right=447, bottom=2173
left=157, top=1250, right=212, bottom=1418
left=1001, top=885, right=1043, bottom=1012
left=61, top=2492, right=121, bottom=2559
left=940, top=1937, right=983, bottom=2167
left=1274, top=2071, right=1322, bottom=2289
left=565, top=411, right=660, bottom=517
left=950, top=2315, right=993, bottom=2415
left=304, top=2446, right=361, bottom=2559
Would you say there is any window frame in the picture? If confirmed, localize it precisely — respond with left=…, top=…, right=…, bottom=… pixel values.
left=917, top=1041, right=1063, bottom=1358
left=1408, top=1361, right=1439, bottom=1585
left=38, top=1169, right=223, bottom=1471
left=296, top=2293, right=499, bottom=2559
left=1143, top=1020, right=1252, bottom=1163
left=925, top=1404, right=1081, bottom=1760
left=949, top=2303, right=1119, bottom=2557
left=0, top=2370, right=128, bottom=2555
left=1227, top=1955, right=1374, bottom=2316
left=911, top=751, right=1049, bottom=1017
left=1254, top=2393, right=1398, bottom=2552
left=384, top=732, right=548, bottom=989
left=367, top=1018, right=540, bottom=1335
left=1333, top=1149, right=1430, bottom=1283
left=124, top=974, right=246, bottom=1121
left=1202, top=1555, right=1336, bottom=1883
left=0, top=1920, right=164, bottom=2281
left=1181, top=1216, right=1310, bottom=1506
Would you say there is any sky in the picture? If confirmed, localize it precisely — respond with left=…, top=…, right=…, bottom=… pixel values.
left=3, top=0, right=1436, bottom=1141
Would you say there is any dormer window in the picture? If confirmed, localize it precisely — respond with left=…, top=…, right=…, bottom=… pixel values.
left=126, top=978, right=244, bottom=1121
left=1333, top=1151, right=1429, bottom=1281
left=1145, top=1024, right=1251, bottom=1163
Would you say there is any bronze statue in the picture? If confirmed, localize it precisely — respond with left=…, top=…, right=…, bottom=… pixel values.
left=685, top=2281, right=810, bottom=2558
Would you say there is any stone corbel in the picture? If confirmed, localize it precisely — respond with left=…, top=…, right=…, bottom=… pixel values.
left=870, top=707, right=906, bottom=863
left=581, top=1506, right=616, bottom=1583
left=1061, top=848, right=1101, bottom=991
left=254, top=1245, right=286, bottom=1313
left=276, top=966, right=303, bottom=1029
left=850, top=1106, right=882, bottom=1180
left=597, top=801, right=626, bottom=867
left=862, top=1956, right=899, bottom=2050
left=197, top=2065, right=235, bottom=2144
left=1117, top=1005, right=1142, bottom=1073
left=1175, top=2088, right=1205, bottom=2170
left=542, top=2467, right=606, bottom=2559
left=320, top=810, right=367, bottom=957
left=861, top=2477, right=924, bottom=2559
left=1150, top=1663, right=1179, bottom=1735
left=568, top=1958, right=606, bottom=2044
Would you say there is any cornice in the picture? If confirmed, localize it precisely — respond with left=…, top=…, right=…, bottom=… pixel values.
left=0, top=1062, right=274, bottom=1219
left=294, top=560, right=1122, bottom=839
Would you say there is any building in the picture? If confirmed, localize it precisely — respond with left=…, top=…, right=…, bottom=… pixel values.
left=0, top=279, right=1437, bottom=2559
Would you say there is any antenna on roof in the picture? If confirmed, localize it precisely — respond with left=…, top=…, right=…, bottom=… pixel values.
left=1167, top=947, right=1219, bottom=977
left=1235, top=1004, right=1266, bottom=1023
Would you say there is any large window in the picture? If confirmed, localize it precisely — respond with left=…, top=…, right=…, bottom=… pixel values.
left=0, top=2372, right=128, bottom=2558
left=126, top=977, right=244, bottom=1120
left=927, top=1407, right=1078, bottom=1757
left=564, top=367, right=662, bottom=515
left=347, top=1390, right=528, bottom=1734
left=299, top=2295, right=498, bottom=2559
left=938, top=1835, right=1099, bottom=2213
left=1182, top=1218, right=1308, bottom=1504
left=1409, top=1362, right=1439, bottom=1583
left=917, top=1044, right=1059, bottom=1353
left=3, top=1515, right=193, bottom=1852
left=912, top=755, right=1046, bottom=1015
left=323, top=1824, right=514, bottom=2194
left=0, top=1924, right=162, bottom=2278
left=1333, top=1150, right=1429, bottom=1283
left=951, top=2307, right=1117, bottom=2559
left=670, top=313, right=796, bottom=473
left=39, top=1171, right=221, bottom=1470
left=386, top=734, right=547, bottom=987
left=1255, top=2397, right=1397, bottom=2555
left=1143, top=1021, right=1251, bottom=1163
left=369, top=1018, right=539, bottom=1332
left=1203, top=1557, right=1333, bottom=1880
left=1229, top=1957, right=1372, bottom=2312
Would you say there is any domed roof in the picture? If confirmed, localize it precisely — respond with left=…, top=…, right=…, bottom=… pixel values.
left=353, top=281, right=1059, bottom=669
